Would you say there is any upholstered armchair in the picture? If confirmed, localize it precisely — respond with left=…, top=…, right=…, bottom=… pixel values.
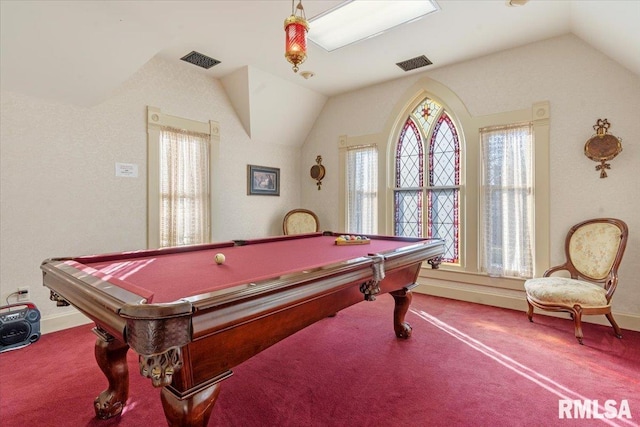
left=524, top=218, right=628, bottom=344
left=283, top=209, right=320, bottom=235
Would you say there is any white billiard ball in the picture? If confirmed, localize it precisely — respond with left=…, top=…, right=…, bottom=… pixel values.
left=214, top=253, right=226, bottom=265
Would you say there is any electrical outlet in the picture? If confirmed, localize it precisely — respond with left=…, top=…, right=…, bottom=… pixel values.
left=17, top=286, right=30, bottom=301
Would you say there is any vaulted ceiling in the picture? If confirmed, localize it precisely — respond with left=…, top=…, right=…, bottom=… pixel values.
left=2, top=1, right=638, bottom=146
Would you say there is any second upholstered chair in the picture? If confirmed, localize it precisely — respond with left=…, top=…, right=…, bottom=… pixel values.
left=524, top=218, right=628, bottom=344
left=283, top=209, right=320, bottom=235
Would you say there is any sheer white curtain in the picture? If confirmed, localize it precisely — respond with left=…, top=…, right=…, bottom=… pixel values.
left=159, top=127, right=210, bottom=247
left=346, top=145, right=378, bottom=234
left=480, top=123, right=533, bottom=278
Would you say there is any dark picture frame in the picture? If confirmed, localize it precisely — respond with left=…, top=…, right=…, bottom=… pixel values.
left=247, top=165, right=280, bottom=196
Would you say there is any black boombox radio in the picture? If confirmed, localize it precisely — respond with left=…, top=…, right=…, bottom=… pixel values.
left=0, top=302, right=41, bottom=353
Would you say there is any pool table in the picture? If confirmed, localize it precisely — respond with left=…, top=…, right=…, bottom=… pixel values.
left=41, top=232, right=444, bottom=426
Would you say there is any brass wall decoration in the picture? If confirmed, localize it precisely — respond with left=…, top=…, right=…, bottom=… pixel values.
left=584, top=119, right=623, bottom=178
left=310, top=155, right=325, bottom=190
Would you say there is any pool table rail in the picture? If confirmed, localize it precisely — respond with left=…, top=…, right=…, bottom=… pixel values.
left=41, top=258, right=145, bottom=341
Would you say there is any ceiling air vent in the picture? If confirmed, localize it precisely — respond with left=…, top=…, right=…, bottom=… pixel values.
left=396, top=55, right=433, bottom=72
left=180, top=51, right=221, bottom=69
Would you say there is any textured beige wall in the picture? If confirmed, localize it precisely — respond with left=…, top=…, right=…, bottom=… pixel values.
left=301, top=34, right=640, bottom=316
left=1, top=34, right=638, bottom=328
left=0, top=56, right=302, bottom=322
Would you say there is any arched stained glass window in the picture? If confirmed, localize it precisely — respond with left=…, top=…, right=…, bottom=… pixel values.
left=394, top=120, right=423, bottom=236
left=394, top=97, right=461, bottom=263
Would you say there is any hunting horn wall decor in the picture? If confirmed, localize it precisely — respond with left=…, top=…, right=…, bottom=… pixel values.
left=584, top=119, right=623, bottom=178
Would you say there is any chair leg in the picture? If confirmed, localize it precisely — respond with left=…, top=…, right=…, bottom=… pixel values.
left=526, top=300, right=534, bottom=322
left=605, top=313, right=623, bottom=339
left=572, top=306, right=584, bottom=345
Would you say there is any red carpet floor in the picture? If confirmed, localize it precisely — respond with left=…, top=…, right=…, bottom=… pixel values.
left=1, top=294, right=638, bottom=426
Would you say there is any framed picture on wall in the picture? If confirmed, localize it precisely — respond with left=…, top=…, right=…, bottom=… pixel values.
left=247, top=165, right=280, bottom=196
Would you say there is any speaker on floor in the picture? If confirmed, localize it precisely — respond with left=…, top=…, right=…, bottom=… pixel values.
left=0, top=303, right=41, bottom=353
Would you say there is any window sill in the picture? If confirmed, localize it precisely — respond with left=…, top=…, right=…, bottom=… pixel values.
left=419, top=264, right=526, bottom=291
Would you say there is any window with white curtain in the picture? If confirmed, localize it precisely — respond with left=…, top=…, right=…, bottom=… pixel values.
left=346, top=145, right=377, bottom=234
left=480, top=123, right=534, bottom=278
left=159, top=127, right=210, bottom=247
left=338, top=88, right=549, bottom=284
left=147, top=107, right=219, bottom=249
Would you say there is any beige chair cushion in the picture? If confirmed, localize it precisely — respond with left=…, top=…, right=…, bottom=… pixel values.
left=524, top=277, right=608, bottom=307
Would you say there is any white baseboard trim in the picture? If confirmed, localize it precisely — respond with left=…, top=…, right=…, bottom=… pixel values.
left=41, top=310, right=92, bottom=334
left=415, top=278, right=640, bottom=333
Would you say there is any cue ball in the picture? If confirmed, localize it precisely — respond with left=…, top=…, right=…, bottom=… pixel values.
left=214, top=253, right=225, bottom=265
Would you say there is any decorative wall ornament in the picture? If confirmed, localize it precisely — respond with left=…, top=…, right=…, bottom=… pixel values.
left=310, top=155, right=325, bottom=190
left=584, top=119, right=623, bottom=178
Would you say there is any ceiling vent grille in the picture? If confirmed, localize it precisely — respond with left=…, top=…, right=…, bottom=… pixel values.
left=396, top=55, right=433, bottom=72
left=180, top=51, right=221, bottom=69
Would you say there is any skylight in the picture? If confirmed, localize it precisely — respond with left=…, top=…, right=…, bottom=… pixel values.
left=308, top=0, right=439, bottom=52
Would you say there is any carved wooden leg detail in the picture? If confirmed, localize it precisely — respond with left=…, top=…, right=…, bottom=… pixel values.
left=526, top=300, right=534, bottom=322
left=572, top=305, right=584, bottom=345
left=391, top=289, right=413, bottom=339
left=606, top=312, right=623, bottom=339
left=161, top=382, right=222, bottom=427
left=93, top=328, right=130, bottom=419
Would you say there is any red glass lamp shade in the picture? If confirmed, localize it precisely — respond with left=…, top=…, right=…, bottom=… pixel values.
left=284, top=15, right=308, bottom=73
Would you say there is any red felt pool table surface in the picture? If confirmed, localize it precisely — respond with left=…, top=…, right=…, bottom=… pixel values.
left=69, top=233, right=420, bottom=304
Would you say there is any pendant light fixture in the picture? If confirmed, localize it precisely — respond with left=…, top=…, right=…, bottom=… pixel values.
left=284, top=0, right=309, bottom=73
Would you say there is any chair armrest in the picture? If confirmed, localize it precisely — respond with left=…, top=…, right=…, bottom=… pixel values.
left=543, top=265, right=569, bottom=277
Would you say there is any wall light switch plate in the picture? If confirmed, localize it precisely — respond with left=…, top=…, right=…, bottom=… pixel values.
left=115, top=162, right=138, bottom=178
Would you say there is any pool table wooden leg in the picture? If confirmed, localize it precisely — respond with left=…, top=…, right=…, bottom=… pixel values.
left=93, top=328, right=130, bottom=419
left=391, top=288, right=413, bottom=339
left=160, top=382, right=222, bottom=427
